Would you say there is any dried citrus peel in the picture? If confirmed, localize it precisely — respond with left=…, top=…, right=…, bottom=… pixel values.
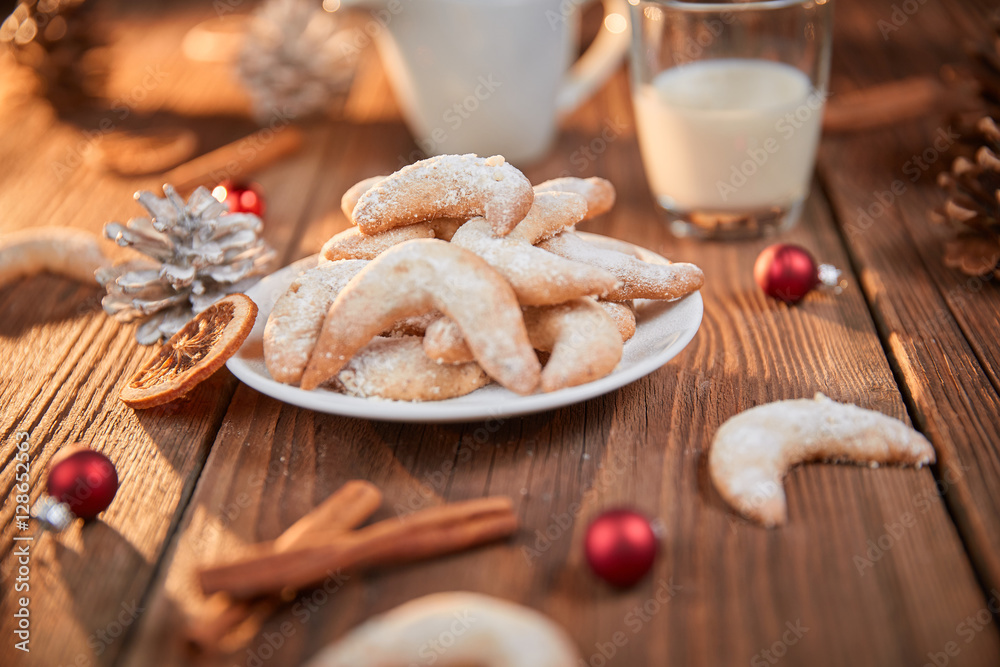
left=120, top=293, right=257, bottom=409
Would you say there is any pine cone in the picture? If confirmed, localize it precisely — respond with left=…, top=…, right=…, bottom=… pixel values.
left=98, top=185, right=276, bottom=345
left=236, top=0, right=358, bottom=124
left=934, top=116, right=1000, bottom=278
left=0, top=0, right=106, bottom=111
left=966, top=19, right=1000, bottom=115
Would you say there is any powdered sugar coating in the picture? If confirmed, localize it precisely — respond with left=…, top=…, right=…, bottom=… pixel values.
left=577, top=234, right=642, bottom=258
left=264, top=260, right=368, bottom=384
left=341, top=175, right=388, bottom=221
left=450, top=218, right=617, bottom=306
left=0, top=227, right=108, bottom=287
left=335, top=336, right=489, bottom=401
left=423, top=299, right=622, bottom=393
left=539, top=232, right=704, bottom=302
left=352, top=154, right=533, bottom=237
left=305, top=592, right=581, bottom=667
left=321, top=224, right=436, bottom=262
left=709, top=393, right=936, bottom=527
left=510, top=191, right=587, bottom=244
left=533, top=176, right=616, bottom=220
left=522, top=299, right=623, bottom=392
left=423, top=317, right=475, bottom=364
left=301, top=239, right=539, bottom=394
left=597, top=300, right=636, bottom=342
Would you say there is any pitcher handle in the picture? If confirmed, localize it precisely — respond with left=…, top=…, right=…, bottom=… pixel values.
left=556, top=0, right=632, bottom=117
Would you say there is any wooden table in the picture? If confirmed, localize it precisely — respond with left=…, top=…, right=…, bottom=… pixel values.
left=3, top=0, right=1000, bottom=665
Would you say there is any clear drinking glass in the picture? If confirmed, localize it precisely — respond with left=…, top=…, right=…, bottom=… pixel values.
left=628, top=0, right=833, bottom=239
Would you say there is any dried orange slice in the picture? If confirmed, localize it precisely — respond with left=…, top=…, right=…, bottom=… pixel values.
left=120, top=293, right=257, bottom=409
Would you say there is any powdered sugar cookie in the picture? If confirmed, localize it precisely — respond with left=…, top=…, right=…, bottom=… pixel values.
left=539, top=232, right=704, bottom=302
left=709, top=393, right=936, bottom=527
left=302, top=239, right=539, bottom=394
left=524, top=298, right=623, bottom=392
left=598, top=299, right=636, bottom=342
left=0, top=227, right=108, bottom=287
left=450, top=218, right=618, bottom=306
left=423, top=316, right=474, bottom=364
left=335, top=336, right=489, bottom=401
left=341, top=175, right=387, bottom=220
left=339, top=175, right=466, bottom=241
left=264, top=260, right=368, bottom=384
left=510, top=191, right=588, bottom=244
left=424, top=299, right=622, bottom=392
left=352, top=154, right=533, bottom=237
left=381, top=311, right=442, bottom=338
left=321, top=224, right=436, bottom=262
left=533, top=176, right=616, bottom=220
left=305, top=592, right=580, bottom=667
left=577, top=234, right=643, bottom=259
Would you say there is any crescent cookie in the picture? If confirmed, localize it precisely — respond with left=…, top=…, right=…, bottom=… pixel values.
left=533, top=176, right=616, bottom=220
left=340, top=175, right=467, bottom=241
left=576, top=233, right=643, bottom=258
left=321, top=224, right=437, bottom=262
left=340, top=175, right=388, bottom=220
left=422, top=316, right=474, bottom=364
left=709, top=393, right=936, bottom=527
left=352, top=154, right=533, bottom=237
left=381, top=311, right=442, bottom=338
left=538, top=231, right=704, bottom=302
left=305, top=592, right=580, bottom=667
left=597, top=299, right=636, bottom=342
left=301, top=239, right=539, bottom=394
left=450, top=217, right=618, bottom=306
left=523, top=298, right=623, bottom=392
left=335, top=336, right=490, bottom=401
left=263, top=260, right=369, bottom=384
left=509, top=191, right=588, bottom=244
left=0, top=227, right=108, bottom=287
left=424, top=298, right=622, bottom=393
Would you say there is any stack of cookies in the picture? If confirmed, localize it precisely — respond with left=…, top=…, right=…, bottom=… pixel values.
left=263, top=154, right=704, bottom=401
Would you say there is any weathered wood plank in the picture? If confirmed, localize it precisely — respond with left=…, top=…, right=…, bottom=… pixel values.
left=818, top=0, right=1000, bottom=598
left=0, top=8, right=333, bottom=666
left=122, top=66, right=1000, bottom=667
left=1, top=1, right=998, bottom=666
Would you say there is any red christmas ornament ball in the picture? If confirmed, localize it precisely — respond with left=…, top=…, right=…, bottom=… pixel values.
left=46, top=446, right=119, bottom=520
left=584, top=509, right=658, bottom=587
left=754, top=243, right=819, bottom=304
left=213, top=181, right=265, bottom=217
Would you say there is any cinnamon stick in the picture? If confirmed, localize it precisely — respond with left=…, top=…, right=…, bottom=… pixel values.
left=274, top=479, right=383, bottom=549
left=198, top=496, right=518, bottom=600
left=822, top=76, right=979, bottom=133
left=163, top=125, right=304, bottom=193
left=185, top=480, right=382, bottom=651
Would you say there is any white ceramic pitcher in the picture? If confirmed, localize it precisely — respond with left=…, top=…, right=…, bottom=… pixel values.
left=342, top=0, right=630, bottom=164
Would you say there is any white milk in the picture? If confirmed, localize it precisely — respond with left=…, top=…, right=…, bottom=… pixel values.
left=633, top=59, right=824, bottom=213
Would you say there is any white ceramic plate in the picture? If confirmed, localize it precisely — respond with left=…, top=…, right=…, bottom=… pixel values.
left=226, top=233, right=703, bottom=422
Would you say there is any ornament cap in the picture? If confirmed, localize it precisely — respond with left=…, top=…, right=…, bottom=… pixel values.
left=817, top=263, right=845, bottom=293
left=30, top=495, right=75, bottom=532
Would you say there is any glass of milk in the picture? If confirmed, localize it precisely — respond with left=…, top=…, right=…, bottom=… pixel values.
left=628, top=0, right=833, bottom=239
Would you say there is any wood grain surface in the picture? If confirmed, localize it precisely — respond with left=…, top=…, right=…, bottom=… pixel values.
left=1, top=1, right=999, bottom=666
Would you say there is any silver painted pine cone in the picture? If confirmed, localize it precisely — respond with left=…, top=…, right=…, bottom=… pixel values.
left=236, top=0, right=357, bottom=124
left=98, top=184, right=275, bottom=345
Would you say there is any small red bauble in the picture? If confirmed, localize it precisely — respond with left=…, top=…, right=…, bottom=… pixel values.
left=213, top=181, right=265, bottom=217
left=584, top=509, right=658, bottom=587
left=754, top=243, right=820, bottom=304
left=46, top=446, right=119, bottom=520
